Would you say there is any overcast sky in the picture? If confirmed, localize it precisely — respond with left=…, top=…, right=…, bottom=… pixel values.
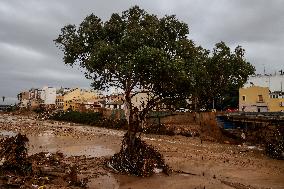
left=0, top=0, right=284, bottom=104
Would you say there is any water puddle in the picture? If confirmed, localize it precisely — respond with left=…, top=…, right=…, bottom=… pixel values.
left=28, top=130, right=115, bottom=157
left=87, top=173, right=119, bottom=189
left=51, top=145, right=114, bottom=157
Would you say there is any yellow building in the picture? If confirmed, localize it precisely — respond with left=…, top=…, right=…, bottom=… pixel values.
left=269, top=91, right=284, bottom=112
left=239, top=86, right=284, bottom=112
left=63, top=88, right=98, bottom=111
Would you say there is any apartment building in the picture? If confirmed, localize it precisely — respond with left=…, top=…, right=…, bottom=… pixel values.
left=41, top=86, right=56, bottom=105
left=239, top=86, right=284, bottom=112
left=63, top=88, right=98, bottom=111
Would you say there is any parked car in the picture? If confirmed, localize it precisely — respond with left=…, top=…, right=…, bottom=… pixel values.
left=225, top=108, right=238, bottom=112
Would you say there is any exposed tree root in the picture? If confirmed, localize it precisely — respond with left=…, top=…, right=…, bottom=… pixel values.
left=109, top=133, right=170, bottom=177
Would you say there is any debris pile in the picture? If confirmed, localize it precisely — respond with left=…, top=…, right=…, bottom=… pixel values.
left=36, top=109, right=60, bottom=120
left=0, top=133, right=89, bottom=188
left=265, top=129, right=284, bottom=160
left=0, top=133, right=32, bottom=176
left=109, top=133, right=170, bottom=177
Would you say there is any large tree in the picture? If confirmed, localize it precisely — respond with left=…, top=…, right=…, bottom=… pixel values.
left=188, top=42, right=255, bottom=110
left=55, top=6, right=194, bottom=142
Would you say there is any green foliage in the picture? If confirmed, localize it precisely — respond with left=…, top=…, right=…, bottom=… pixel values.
left=55, top=5, right=255, bottom=114
left=187, top=42, right=255, bottom=110
left=50, top=111, right=102, bottom=125
left=49, top=111, right=128, bottom=130
left=55, top=6, right=193, bottom=120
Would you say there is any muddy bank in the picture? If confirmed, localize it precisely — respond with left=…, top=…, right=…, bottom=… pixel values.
left=0, top=113, right=284, bottom=188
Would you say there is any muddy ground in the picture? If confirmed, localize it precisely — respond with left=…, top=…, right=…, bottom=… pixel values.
left=0, top=113, right=283, bottom=189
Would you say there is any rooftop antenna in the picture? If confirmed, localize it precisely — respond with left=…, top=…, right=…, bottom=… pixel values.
left=264, top=65, right=266, bottom=75
left=268, top=76, right=271, bottom=89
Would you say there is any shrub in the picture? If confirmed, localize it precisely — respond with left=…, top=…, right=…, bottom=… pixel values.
left=49, top=111, right=128, bottom=130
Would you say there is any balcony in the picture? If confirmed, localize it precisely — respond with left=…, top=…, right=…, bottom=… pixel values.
left=256, top=101, right=267, bottom=107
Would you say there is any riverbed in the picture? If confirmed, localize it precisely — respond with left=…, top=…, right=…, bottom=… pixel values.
left=0, top=113, right=283, bottom=189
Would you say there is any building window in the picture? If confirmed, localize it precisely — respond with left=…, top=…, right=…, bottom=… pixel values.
left=242, top=96, right=246, bottom=101
left=258, top=95, right=263, bottom=102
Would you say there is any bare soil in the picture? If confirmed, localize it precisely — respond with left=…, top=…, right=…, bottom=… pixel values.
left=0, top=113, right=283, bottom=189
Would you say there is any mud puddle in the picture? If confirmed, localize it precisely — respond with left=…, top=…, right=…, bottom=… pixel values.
left=29, top=130, right=115, bottom=157
left=88, top=173, right=119, bottom=189
left=0, top=129, right=115, bottom=158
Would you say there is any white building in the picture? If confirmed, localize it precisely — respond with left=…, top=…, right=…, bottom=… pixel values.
left=41, top=86, right=56, bottom=105
left=245, top=73, right=284, bottom=91
left=19, top=99, right=29, bottom=108
left=131, top=92, right=150, bottom=111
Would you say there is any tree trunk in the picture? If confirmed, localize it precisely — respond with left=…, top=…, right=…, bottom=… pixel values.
left=125, top=93, right=136, bottom=148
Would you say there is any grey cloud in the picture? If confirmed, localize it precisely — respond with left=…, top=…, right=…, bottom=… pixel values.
left=0, top=0, right=283, bottom=104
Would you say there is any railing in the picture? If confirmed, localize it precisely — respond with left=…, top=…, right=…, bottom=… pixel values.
left=255, top=101, right=267, bottom=107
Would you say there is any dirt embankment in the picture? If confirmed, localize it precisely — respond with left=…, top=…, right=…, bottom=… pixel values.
left=148, top=112, right=235, bottom=143
left=0, top=113, right=283, bottom=189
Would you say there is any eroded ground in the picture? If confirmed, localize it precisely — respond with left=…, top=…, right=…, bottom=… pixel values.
left=0, top=113, right=283, bottom=189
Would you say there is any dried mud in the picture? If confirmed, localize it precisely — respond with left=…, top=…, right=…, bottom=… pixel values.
left=0, top=113, right=283, bottom=189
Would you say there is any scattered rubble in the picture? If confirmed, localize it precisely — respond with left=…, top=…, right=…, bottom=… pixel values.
left=0, top=113, right=283, bottom=188
left=265, top=130, right=284, bottom=160
left=0, top=133, right=32, bottom=176
left=0, top=133, right=91, bottom=188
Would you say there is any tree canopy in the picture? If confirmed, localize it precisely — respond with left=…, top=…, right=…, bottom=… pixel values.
left=55, top=6, right=194, bottom=124
left=189, top=42, right=255, bottom=110
left=55, top=5, right=255, bottom=119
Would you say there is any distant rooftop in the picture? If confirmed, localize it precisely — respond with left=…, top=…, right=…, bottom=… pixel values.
left=245, top=72, right=284, bottom=92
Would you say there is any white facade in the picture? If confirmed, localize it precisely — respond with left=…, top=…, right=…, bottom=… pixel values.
left=41, top=86, right=56, bottom=105
left=131, top=92, right=150, bottom=111
left=19, top=99, right=29, bottom=108
left=245, top=74, right=284, bottom=91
